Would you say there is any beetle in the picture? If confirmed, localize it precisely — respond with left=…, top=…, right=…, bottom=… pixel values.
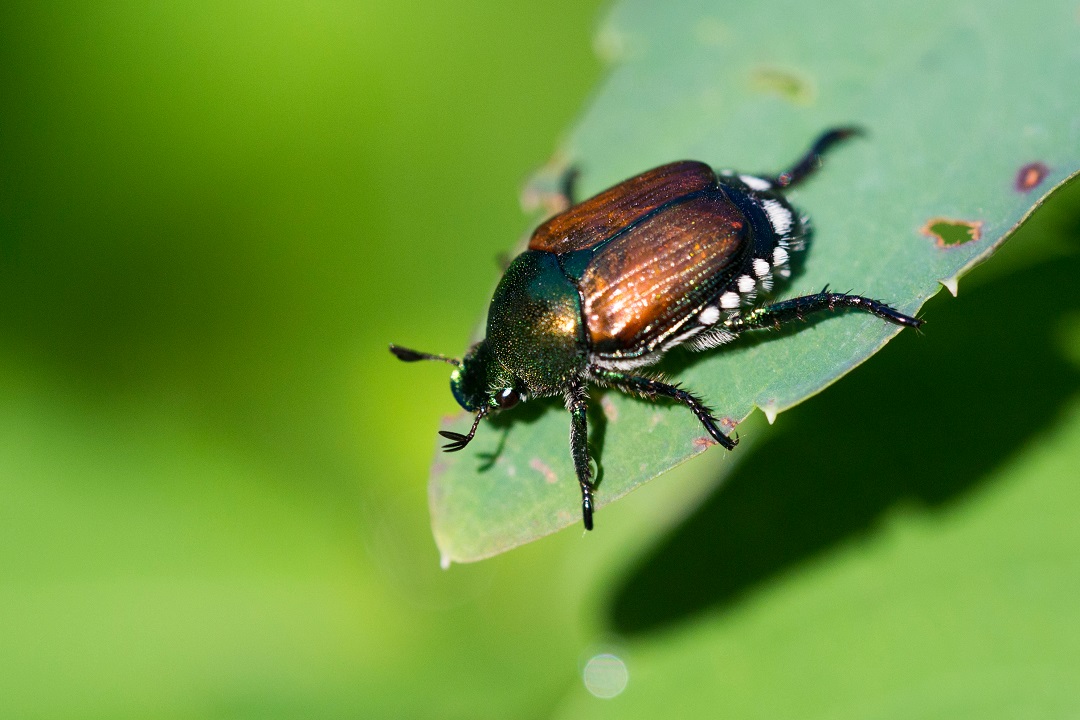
left=391, top=128, right=922, bottom=531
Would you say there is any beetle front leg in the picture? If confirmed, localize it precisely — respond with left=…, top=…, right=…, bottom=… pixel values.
left=589, top=367, right=737, bottom=450
left=725, top=289, right=923, bottom=333
left=566, top=380, right=595, bottom=531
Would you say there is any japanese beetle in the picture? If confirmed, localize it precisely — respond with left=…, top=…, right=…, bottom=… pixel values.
left=392, top=129, right=922, bottom=531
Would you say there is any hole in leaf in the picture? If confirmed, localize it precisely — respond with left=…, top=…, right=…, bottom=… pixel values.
left=921, top=217, right=982, bottom=247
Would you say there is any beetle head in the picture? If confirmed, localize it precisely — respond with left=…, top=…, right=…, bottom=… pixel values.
left=451, top=341, right=526, bottom=414
left=390, top=340, right=525, bottom=453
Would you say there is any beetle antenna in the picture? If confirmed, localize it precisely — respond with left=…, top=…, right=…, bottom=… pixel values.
left=389, top=344, right=462, bottom=368
left=438, top=410, right=486, bottom=452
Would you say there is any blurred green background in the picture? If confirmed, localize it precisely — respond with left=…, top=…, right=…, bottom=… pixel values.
left=2, top=2, right=1079, bottom=719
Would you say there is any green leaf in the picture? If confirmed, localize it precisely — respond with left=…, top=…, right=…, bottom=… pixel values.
left=430, top=0, right=1080, bottom=563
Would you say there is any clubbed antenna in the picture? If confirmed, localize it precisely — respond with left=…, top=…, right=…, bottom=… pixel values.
left=438, top=410, right=486, bottom=452
left=389, top=344, right=461, bottom=367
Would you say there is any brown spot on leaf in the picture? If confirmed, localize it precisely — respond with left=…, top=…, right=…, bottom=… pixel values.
left=530, top=457, right=558, bottom=484
left=600, top=395, right=619, bottom=422
left=1015, top=162, right=1049, bottom=192
left=921, top=217, right=982, bottom=247
left=693, top=436, right=716, bottom=450
left=749, top=66, right=815, bottom=105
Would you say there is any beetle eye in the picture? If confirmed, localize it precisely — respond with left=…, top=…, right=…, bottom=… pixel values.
left=495, top=387, right=522, bottom=410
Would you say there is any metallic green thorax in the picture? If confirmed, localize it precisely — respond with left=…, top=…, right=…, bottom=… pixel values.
left=451, top=250, right=586, bottom=411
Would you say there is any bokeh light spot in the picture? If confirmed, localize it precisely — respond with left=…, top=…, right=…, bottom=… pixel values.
left=582, top=653, right=628, bottom=699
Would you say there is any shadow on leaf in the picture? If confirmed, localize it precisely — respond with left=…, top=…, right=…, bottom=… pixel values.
left=608, top=184, right=1080, bottom=635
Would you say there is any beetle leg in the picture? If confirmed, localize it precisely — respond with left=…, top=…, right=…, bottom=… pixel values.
left=767, top=127, right=863, bottom=189
left=725, top=290, right=923, bottom=333
left=565, top=380, right=595, bottom=530
left=589, top=367, right=738, bottom=450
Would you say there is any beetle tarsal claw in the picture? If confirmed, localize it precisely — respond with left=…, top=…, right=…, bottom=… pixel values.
left=438, top=412, right=485, bottom=452
left=438, top=430, right=471, bottom=452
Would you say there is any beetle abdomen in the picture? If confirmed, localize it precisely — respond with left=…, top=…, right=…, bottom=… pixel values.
left=578, top=189, right=749, bottom=355
left=529, top=161, right=716, bottom=254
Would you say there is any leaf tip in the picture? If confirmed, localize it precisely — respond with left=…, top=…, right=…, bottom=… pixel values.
left=939, top=276, right=960, bottom=297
